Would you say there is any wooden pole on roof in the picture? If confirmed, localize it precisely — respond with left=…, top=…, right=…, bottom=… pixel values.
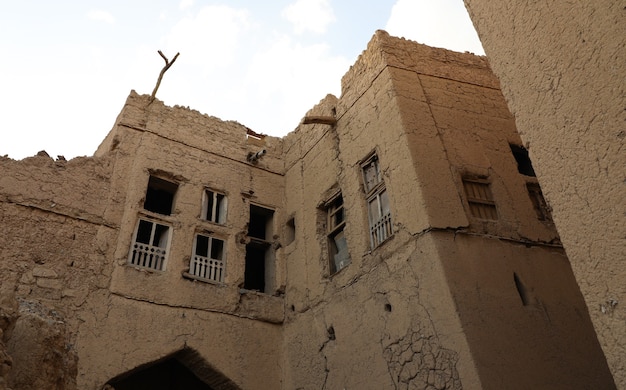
left=151, top=50, right=180, bottom=99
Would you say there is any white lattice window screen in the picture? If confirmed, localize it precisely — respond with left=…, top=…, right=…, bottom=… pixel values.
left=190, top=234, right=225, bottom=283
left=368, top=188, right=392, bottom=248
left=362, top=154, right=392, bottom=248
left=128, top=218, right=170, bottom=271
left=203, top=190, right=227, bottom=224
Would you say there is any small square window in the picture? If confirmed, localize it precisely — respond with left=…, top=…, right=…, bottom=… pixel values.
left=327, top=194, right=350, bottom=274
left=189, top=234, right=225, bottom=283
left=463, top=178, right=498, bottom=220
left=144, top=176, right=178, bottom=216
left=202, top=190, right=227, bottom=224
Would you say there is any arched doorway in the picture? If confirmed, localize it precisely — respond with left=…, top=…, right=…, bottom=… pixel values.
left=104, top=348, right=241, bottom=390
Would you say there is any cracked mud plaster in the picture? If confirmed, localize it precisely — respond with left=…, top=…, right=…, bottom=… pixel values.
left=383, top=325, right=461, bottom=390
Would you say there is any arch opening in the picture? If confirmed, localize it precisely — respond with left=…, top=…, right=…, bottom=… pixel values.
left=105, top=348, right=241, bottom=390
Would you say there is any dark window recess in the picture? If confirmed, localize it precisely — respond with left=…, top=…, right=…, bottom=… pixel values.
left=526, top=183, right=553, bottom=222
left=244, top=241, right=268, bottom=292
left=244, top=205, right=275, bottom=293
left=144, top=176, right=178, bottom=215
left=248, top=205, right=274, bottom=239
left=510, top=144, right=536, bottom=177
left=195, top=235, right=224, bottom=260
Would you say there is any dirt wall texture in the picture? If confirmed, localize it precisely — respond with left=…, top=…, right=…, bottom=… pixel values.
left=0, top=29, right=618, bottom=389
left=279, top=31, right=612, bottom=389
left=463, top=1, right=626, bottom=387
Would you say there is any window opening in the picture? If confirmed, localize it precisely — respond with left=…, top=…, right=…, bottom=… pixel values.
left=327, top=194, right=350, bottom=274
left=128, top=218, right=170, bottom=271
left=509, top=144, right=536, bottom=177
left=362, top=155, right=382, bottom=193
left=202, top=189, right=227, bottom=224
left=189, top=234, right=225, bottom=283
left=244, top=205, right=275, bottom=293
left=144, top=176, right=178, bottom=215
left=462, top=177, right=498, bottom=220
left=362, top=154, right=392, bottom=248
left=526, top=183, right=552, bottom=222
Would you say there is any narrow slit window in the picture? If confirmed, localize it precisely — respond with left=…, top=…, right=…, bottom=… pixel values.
left=327, top=193, right=350, bottom=275
left=244, top=205, right=275, bottom=293
left=189, top=234, right=225, bottom=283
left=203, top=190, right=227, bottom=224
left=144, top=176, right=178, bottom=216
left=463, top=178, right=498, bottom=220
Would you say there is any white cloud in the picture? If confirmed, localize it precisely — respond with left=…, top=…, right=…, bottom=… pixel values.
left=242, top=35, right=350, bottom=135
left=386, top=0, right=484, bottom=55
left=282, top=0, right=335, bottom=35
left=164, top=6, right=251, bottom=70
left=87, top=9, right=115, bottom=24
left=179, top=0, right=194, bottom=10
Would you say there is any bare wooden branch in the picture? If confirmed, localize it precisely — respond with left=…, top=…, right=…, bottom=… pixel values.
left=302, top=116, right=337, bottom=125
left=151, top=50, right=180, bottom=99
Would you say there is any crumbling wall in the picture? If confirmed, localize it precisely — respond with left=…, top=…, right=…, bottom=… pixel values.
left=463, top=1, right=625, bottom=386
left=0, top=285, right=18, bottom=390
left=0, top=153, right=116, bottom=389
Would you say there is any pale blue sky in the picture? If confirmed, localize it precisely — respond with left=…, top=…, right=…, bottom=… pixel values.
left=0, top=0, right=483, bottom=159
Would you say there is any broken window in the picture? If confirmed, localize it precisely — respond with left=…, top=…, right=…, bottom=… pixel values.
left=144, top=176, right=178, bottom=215
left=509, top=144, right=536, bottom=177
left=128, top=218, right=171, bottom=271
left=362, top=154, right=392, bottom=248
left=244, top=205, right=275, bottom=293
left=526, top=183, right=553, bottom=222
left=202, top=189, right=227, bottom=224
left=189, top=234, right=225, bottom=283
left=463, top=177, right=498, bottom=220
left=327, top=193, right=350, bottom=274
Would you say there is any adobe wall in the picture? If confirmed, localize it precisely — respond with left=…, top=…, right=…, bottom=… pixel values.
left=0, top=153, right=116, bottom=389
left=463, top=1, right=626, bottom=386
left=0, top=93, right=287, bottom=389
left=281, top=90, right=470, bottom=389
left=280, top=31, right=613, bottom=389
left=85, top=93, right=287, bottom=389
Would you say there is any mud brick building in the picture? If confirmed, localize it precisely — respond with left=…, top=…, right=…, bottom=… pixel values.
left=0, top=30, right=618, bottom=389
